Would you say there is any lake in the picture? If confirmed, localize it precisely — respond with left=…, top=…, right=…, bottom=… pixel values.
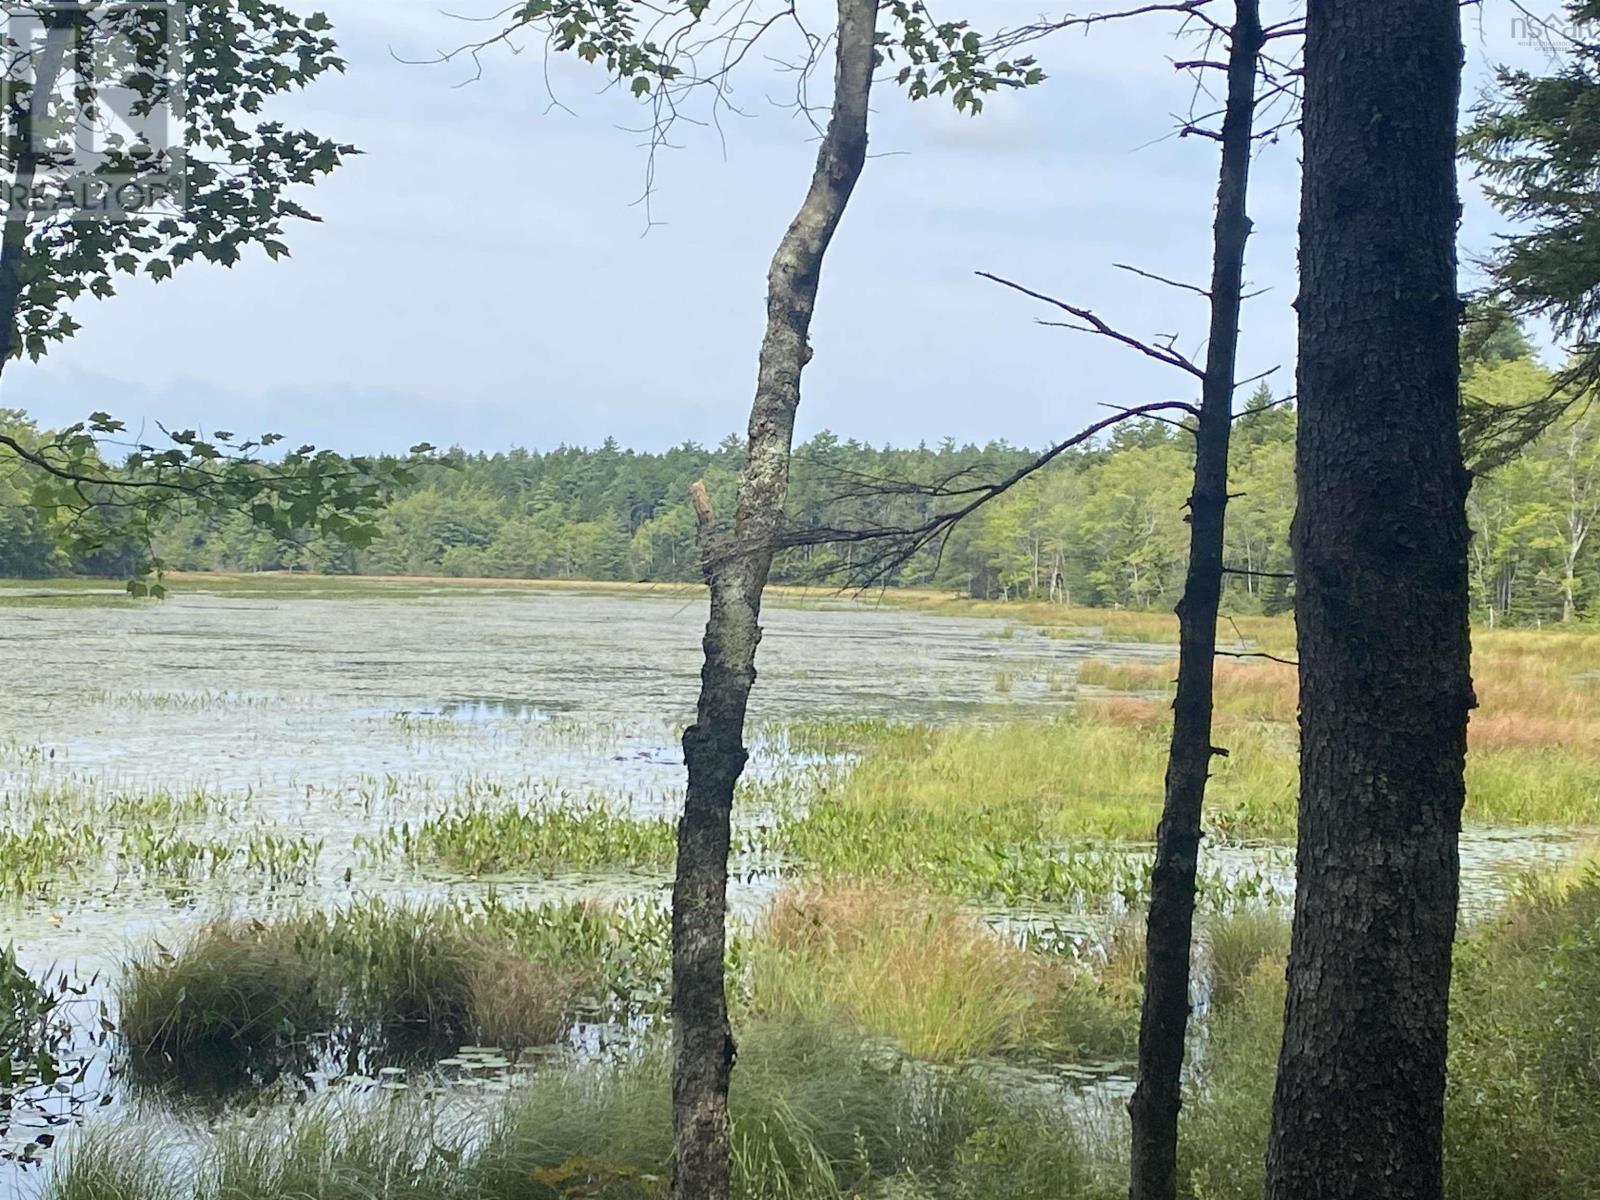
left=0, top=580, right=1580, bottom=1177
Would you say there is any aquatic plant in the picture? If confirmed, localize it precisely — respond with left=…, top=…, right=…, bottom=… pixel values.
left=0, top=821, right=103, bottom=898
left=0, top=949, right=103, bottom=1165
left=1, top=946, right=74, bottom=1093
left=114, top=825, right=323, bottom=886
left=370, top=800, right=677, bottom=876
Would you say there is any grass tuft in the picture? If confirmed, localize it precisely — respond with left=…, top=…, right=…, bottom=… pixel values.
left=746, top=885, right=1138, bottom=1063
left=118, top=898, right=670, bottom=1086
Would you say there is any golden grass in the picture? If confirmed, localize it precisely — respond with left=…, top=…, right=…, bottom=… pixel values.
left=1080, top=695, right=1170, bottom=729
left=1074, top=623, right=1600, bottom=761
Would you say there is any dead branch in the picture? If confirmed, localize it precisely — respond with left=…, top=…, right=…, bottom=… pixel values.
left=979, top=271, right=1207, bottom=378
left=1115, top=261, right=1212, bottom=299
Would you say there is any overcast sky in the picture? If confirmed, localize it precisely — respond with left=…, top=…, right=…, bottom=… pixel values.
left=4, top=0, right=1577, bottom=454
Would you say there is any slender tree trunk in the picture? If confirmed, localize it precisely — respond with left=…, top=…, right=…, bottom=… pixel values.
left=1264, top=3, right=1470, bottom=1198
left=670, top=6, right=875, bottom=1199
left=1127, top=5, right=1260, bottom=1198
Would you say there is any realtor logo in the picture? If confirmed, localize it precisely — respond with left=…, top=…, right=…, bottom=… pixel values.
left=0, top=1, right=186, bottom=219
left=1511, top=10, right=1599, bottom=54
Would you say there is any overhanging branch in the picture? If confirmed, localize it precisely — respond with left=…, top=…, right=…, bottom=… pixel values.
left=768, top=400, right=1200, bottom=588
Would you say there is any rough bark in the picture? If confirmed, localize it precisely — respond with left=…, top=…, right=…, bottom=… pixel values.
left=1264, top=3, right=1471, bottom=1198
left=670, top=5, right=876, bottom=1199
left=1127, top=4, right=1260, bottom=1198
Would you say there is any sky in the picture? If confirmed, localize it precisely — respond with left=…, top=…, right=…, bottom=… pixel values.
left=3, top=0, right=1581, bottom=455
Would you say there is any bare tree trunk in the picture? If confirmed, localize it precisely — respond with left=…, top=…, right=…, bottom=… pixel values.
left=1127, top=5, right=1260, bottom=1199
left=1265, top=2, right=1470, bottom=1198
left=670, top=5, right=876, bottom=1199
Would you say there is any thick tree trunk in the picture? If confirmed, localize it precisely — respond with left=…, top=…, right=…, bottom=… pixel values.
left=1127, top=5, right=1260, bottom=1199
left=670, top=5, right=876, bottom=1199
left=1264, top=3, right=1470, bottom=1199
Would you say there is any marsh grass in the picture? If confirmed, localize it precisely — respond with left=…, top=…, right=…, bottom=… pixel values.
left=762, top=718, right=902, bottom=758
left=782, top=796, right=1155, bottom=906
left=1443, top=864, right=1600, bottom=1199
left=787, top=627, right=1600, bottom=880
left=55, top=872, right=1600, bottom=1200
left=1075, top=660, right=1176, bottom=693
left=1174, top=952, right=1283, bottom=1200
left=746, top=887, right=1138, bottom=1064
left=1464, top=748, right=1600, bottom=825
left=50, top=1023, right=1116, bottom=1200
left=786, top=715, right=1300, bottom=854
left=118, top=898, right=671, bottom=1086
left=1074, top=623, right=1600, bottom=747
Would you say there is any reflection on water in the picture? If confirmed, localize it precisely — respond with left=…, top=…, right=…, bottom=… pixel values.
left=379, top=697, right=574, bottom=723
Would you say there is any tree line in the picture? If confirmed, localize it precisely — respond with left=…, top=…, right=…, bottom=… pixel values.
left=7, top=333, right=1596, bottom=627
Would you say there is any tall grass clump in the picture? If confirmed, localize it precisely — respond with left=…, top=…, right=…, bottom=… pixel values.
left=119, top=898, right=670, bottom=1085
left=746, top=886, right=1138, bottom=1063
left=41, top=1126, right=191, bottom=1200
left=1201, top=909, right=1289, bottom=1013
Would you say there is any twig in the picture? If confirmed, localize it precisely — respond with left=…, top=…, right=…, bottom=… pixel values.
left=1217, top=649, right=1299, bottom=666
left=1114, top=262, right=1211, bottom=299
